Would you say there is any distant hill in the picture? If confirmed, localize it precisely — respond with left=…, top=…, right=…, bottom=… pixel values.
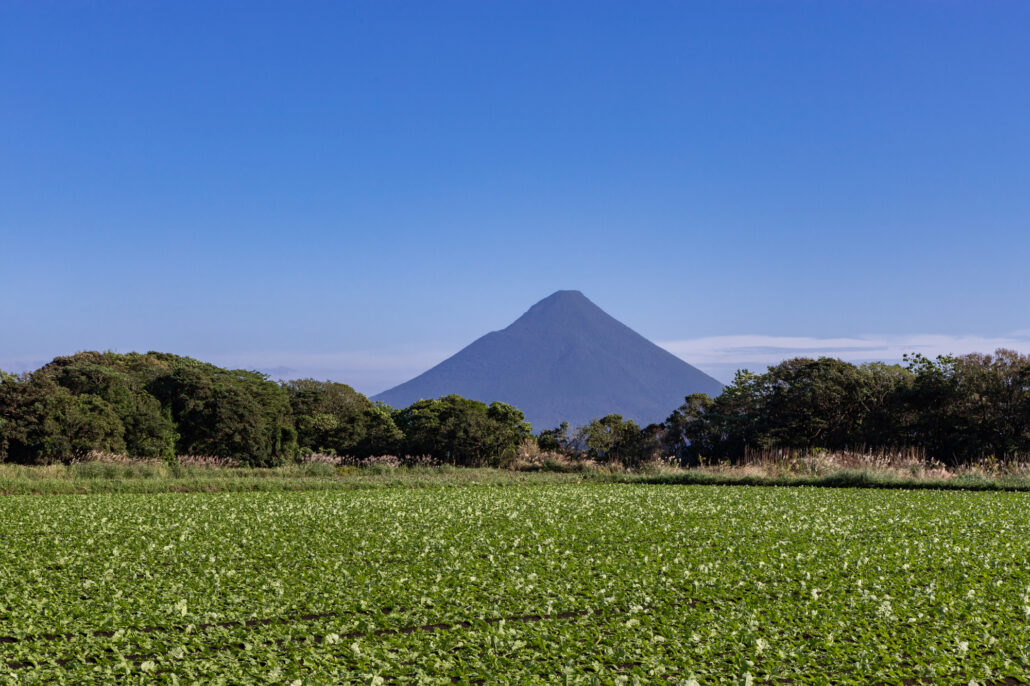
left=373, top=290, right=724, bottom=430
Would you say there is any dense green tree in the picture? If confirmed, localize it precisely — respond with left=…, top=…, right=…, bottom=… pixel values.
left=65, top=394, right=126, bottom=458
left=538, top=421, right=573, bottom=453
left=952, top=350, right=1030, bottom=460
left=394, top=395, right=531, bottom=466
left=284, top=379, right=374, bottom=455
left=899, top=350, right=1030, bottom=464
left=349, top=404, right=405, bottom=458
left=285, top=378, right=369, bottom=416
left=0, top=370, right=16, bottom=461
left=854, top=362, right=914, bottom=448
left=658, top=351, right=1030, bottom=466
left=37, top=356, right=176, bottom=459
left=149, top=362, right=294, bottom=465
left=15, top=351, right=297, bottom=465
left=0, top=374, right=125, bottom=463
left=662, top=393, right=715, bottom=465
left=762, top=357, right=872, bottom=449
left=486, top=401, right=534, bottom=460
left=699, top=369, right=772, bottom=459
left=575, top=414, right=656, bottom=467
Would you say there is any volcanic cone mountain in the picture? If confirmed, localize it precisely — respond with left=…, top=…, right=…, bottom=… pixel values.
left=373, top=290, right=724, bottom=430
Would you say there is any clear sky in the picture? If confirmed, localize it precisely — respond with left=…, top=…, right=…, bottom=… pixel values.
left=2, top=1, right=1029, bottom=391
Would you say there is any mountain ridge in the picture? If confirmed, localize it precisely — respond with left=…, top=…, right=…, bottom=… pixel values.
left=373, top=290, right=724, bottom=429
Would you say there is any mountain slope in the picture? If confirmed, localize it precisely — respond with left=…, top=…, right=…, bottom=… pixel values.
left=373, top=290, right=724, bottom=430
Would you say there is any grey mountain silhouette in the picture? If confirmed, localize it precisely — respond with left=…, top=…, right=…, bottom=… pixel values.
left=373, top=290, right=724, bottom=430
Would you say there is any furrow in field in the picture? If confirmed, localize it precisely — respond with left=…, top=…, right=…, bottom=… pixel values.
left=2, top=606, right=612, bottom=670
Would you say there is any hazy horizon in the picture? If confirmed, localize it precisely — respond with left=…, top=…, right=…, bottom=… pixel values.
left=4, top=288, right=1030, bottom=395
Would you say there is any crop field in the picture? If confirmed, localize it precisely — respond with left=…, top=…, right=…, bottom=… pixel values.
left=1, top=485, right=1029, bottom=685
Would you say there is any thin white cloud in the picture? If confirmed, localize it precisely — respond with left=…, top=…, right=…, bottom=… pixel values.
left=657, top=332, right=1030, bottom=382
left=8, top=333, right=1030, bottom=396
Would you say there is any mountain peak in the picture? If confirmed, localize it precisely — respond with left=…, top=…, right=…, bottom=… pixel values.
left=539, top=289, right=588, bottom=302
left=520, top=289, right=593, bottom=315
left=508, top=290, right=611, bottom=332
left=374, top=292, right=723, bottom=429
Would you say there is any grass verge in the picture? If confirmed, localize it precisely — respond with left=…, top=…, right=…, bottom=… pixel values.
left=0, top=463, right=589, bottom=495
left=622, top=467, right=1030, bottom=492
left=3, top=460, right=1030, bottom=494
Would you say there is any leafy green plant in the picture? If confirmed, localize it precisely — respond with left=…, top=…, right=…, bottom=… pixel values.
left=2, top=484, right=1028, bottom=683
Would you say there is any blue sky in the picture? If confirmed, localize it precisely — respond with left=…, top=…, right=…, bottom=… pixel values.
left=2, top=1, right=1029, bottom=391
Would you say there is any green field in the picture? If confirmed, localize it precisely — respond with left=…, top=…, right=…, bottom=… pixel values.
left=1, top=485, right=1028, bottom=685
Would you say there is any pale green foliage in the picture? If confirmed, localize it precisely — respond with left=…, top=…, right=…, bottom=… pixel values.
left=1, top=486, right=1028, bottom=682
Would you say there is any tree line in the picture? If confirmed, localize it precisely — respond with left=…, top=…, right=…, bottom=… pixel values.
left=540, top=350, right=1030, bottom=468
left=2, top=349, right=1028, bottom=468
left=0, top=352, right=531, bottom=467
left=659, top=350, right=1030, bottom=466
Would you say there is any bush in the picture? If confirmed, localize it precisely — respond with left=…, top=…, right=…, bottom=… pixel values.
left=393, top=395, right=532, bottom=467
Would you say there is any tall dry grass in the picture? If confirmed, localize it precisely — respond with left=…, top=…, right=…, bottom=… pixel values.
left=705, top=448, right=1030, bottom=482
left=4, top=446, right=1030, bottom=494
